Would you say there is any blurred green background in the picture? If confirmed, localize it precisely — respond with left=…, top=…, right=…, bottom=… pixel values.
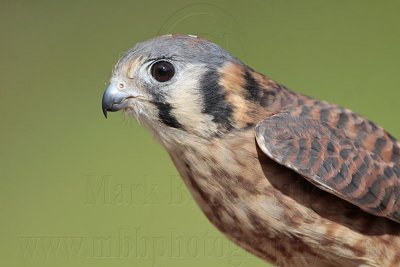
left=1, top=1, right=399, bottom=267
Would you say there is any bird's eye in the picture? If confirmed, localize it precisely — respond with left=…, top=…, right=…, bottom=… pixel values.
left=150, top=61, right=175, bottom=82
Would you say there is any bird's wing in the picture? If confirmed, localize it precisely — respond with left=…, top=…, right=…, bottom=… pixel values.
left=255, top=111, right=400, bottom=223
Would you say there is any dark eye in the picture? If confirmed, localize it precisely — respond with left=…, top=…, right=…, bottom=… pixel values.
left=150, top=60, right=175, bottom=82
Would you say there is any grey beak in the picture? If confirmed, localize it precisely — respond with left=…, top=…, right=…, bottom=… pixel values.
left=101, top=83, right=137, bottom=118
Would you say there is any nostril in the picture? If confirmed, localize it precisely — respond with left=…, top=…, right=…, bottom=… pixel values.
left=118, top=83, right=125, bottom=89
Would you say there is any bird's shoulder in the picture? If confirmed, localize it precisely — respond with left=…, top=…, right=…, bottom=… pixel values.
left=287, top=96, right=400, bottom=163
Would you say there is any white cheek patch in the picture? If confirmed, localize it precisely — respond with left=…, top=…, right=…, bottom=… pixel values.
left=166, top=64, right=219, bottom=137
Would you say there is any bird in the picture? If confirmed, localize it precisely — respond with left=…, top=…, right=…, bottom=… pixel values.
left=101, top=34, right=400, bottom=267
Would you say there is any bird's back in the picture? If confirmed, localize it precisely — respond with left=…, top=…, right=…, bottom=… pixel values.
left=165, top=79, right=400, bottom=267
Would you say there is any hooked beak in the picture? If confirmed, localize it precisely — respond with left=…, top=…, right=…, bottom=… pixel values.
left=101, top=83, right=138, bottom=118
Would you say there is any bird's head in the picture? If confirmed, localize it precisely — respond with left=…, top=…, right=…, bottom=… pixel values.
left=102, top=35, right=276, bottom=146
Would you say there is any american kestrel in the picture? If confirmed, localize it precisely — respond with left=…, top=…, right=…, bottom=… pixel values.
left=101, top=35, right=400, bottom=267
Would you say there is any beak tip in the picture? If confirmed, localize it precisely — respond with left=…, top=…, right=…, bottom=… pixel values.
left=101, top=87, right=110, bottom=119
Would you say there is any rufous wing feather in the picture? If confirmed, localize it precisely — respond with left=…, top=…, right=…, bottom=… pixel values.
left=255, top=111, right=400, bottom=223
